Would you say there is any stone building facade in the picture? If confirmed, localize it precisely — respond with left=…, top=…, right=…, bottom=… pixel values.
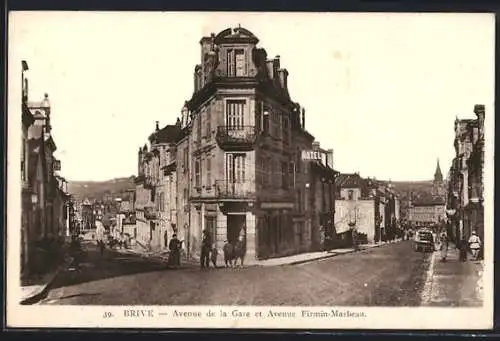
left=446, top=105, right=485, bottom=249
left=133, top=27, right=339, bottom=262
left=21, top=61, right=70, bottom=276
left=335, top=174, right=400, bottom=244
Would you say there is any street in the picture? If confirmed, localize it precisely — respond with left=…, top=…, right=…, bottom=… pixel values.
left=41, top=241, right=432, bottom=306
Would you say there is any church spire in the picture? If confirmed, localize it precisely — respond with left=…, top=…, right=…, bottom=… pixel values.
left=434, top=158, right=443, bottom=183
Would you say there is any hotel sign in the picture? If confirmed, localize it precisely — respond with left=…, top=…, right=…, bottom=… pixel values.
left=301, top=150, right=323, bottom=161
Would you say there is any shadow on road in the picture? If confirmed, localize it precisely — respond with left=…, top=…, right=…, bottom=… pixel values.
left=50, top=243, right=170, bottom=290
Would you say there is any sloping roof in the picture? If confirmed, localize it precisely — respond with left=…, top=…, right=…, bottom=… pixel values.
left=335, top=173, right=365, bottom=188
left=412, top=192, right=445, bottom=206
left=149, top=124, right=181, bottom=144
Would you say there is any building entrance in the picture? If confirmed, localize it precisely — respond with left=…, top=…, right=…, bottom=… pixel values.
left=227, top=214, right=246, bottom=244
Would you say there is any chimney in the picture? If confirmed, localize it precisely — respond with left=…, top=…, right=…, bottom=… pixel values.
left=277, top=68, right=289, bottom=89
left=266, top=59, right=274, bottom=79
left=301, top=108, right=305, bottom=129
left=474, top=104, right=485, bottom=123
left=155, top=121, right=159, bottom=131
left=312, top=141, right=320, bottom=150
left=326, top=149, right=334, bottom=169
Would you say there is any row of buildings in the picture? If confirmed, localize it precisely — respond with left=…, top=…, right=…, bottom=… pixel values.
left=445, top=104, right=485, bottom=251
left=130, top=27, right=402, bottom=263
left=20, top=61, right=73, bottom=276
left=406, top=161, right=447, bottom=227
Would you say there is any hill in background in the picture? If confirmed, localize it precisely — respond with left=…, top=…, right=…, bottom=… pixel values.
left=68, top=176, right=136, bottom=202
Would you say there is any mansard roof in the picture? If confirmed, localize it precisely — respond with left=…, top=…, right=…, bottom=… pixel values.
left=149, top=124, right=181, bottom=145
left=214, top=26, right=259, bottom=45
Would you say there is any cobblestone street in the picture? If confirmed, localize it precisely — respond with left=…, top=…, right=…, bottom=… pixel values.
left=41, top=241, right=433, bottom=306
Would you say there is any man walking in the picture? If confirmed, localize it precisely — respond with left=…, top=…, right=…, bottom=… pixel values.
left=200, top=229, right=212, bottom=269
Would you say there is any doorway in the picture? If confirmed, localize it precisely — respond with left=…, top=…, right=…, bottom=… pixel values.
left=227, top=214, right=246, bottom=244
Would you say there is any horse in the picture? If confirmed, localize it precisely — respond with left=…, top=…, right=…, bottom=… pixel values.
left=223, top=240, right=246, bottom=267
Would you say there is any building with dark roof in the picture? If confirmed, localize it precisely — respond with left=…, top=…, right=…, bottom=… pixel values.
left=335, top=173, right=400, bottom=244
left=133, top=26, right=341, bottom=261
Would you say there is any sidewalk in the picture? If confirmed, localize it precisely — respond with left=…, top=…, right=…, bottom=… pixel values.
left=113, top=239, right=403, bottom=268
left=20, top=256, right=73, bottom=305
left=421, top=245, right=483, bottom=307
left=255, top=239, right=402, bottom=267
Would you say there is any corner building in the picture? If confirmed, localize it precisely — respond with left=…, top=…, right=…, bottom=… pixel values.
left=185, top=27, right=326, bottom=262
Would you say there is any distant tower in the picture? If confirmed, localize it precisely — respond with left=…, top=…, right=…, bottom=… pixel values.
left=433, top=158, right=444, bottom=197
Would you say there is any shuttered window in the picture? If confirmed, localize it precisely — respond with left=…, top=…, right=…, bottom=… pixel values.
left=226, top=100, right=245, bottom=128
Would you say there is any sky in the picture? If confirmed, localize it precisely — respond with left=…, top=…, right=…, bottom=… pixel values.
left=8, top=12, right=495, bottom=182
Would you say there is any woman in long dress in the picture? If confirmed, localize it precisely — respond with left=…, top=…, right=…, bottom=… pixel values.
left=439, top=232, right=449, bottom=262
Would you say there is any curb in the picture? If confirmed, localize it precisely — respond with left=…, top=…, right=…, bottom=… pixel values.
left=276, top=241, right=400, bottom=267
left=20, top=257, right=73, bottom=305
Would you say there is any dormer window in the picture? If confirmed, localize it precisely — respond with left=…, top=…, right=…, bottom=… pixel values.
left=227, top=49, right=246, bottom=77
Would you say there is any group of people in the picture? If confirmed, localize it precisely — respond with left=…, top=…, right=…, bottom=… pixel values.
left=166, top=229, right=246, bottom=270
left=437, top=229, right=482, bottom=263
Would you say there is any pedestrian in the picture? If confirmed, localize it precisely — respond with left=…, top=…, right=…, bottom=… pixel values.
left=210, top=244, right=218, bottom=268
left=200, top=230, right=212, bottom=269
left=439, top=232, right=449, bottom=262
left=168, top=234, right=181, bottom=268
left=352, top=227, right=359, bottom=252
left=95, top=218, right=106, bottom=256
left=69, top=234, right=83, bottom=271
left=164, top=230, right=168, bottom=250
left=458, top=236, right=468, bottom=262
left=468, top=230, right=482, bottom=261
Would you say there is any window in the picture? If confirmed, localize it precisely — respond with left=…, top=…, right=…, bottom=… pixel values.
left=267, top=157, right=272, bottom=185
left=348, top=190, right=354, bottom=200
left=183, top=188, right=188, bottom=204
left=297, top=189, right=303, bottom=213
left=226, top=100, right=245, bottom=128
left=206, top=157, right=212, bottom=188
left=21, top=139, right=26, bottom=181
left=206, top=106, right=212, bottom=140
left=197, top=114, right=202, bottom=142
left=281, top=162, right=288, bottom=190
left=227, top=49, right=245, bottom=77
left=195, top=158, right=201, bottom=188
left=289, top=162, right=296, bottom=188
left=263, top=108, right=270, bottom=135
left=183, top=148, right=189, bottom=173
left=282, top=116, right=289, bottom=144
left=226, top=153, right=246, bottom=183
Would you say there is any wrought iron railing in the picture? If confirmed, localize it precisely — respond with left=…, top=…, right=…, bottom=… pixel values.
left=216, top=126, right=257, bottom=148
left=215, top=180, right=255, bottom=199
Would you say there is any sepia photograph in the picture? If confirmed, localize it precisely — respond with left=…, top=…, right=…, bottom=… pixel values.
left=6, top=11, right=494, bottom=329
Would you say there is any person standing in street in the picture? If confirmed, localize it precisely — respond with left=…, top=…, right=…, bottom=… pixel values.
left=468, top=230, right=482, bottom=261
left=95, top=218, right=106, bottom=257
left=168, top=234, right=181, bottom=268
left=458, top=236, right=468, bottom=262
left=352, top=226, right=359, bottom=252
left=210, top=244, right=218, bottom=268
left=200, top=229, right=212, bottom=269
left=439, top=232, right=449, bottom=262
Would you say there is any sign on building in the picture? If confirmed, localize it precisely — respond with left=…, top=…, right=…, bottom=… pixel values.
left=301, top=150, right=323, bottom=161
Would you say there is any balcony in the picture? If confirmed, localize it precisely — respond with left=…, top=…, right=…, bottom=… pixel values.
left=216, top=126, right=257, bottom=151
left=215, top=180, right=255, bottom=200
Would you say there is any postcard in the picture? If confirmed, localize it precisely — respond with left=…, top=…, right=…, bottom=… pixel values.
left=6, top=11, right=494, bottom=330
